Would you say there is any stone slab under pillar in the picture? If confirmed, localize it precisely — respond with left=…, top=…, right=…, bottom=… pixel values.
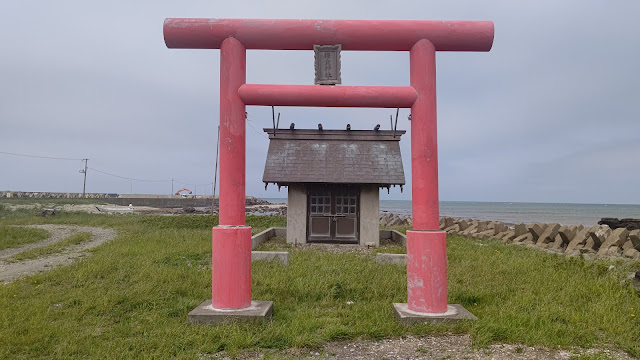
left=393, top=303, right=477, bottom=324
left=188, top=300, right=273, bottom=324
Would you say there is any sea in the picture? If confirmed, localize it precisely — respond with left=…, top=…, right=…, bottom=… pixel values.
left=260, top=198, right=640, bottom=227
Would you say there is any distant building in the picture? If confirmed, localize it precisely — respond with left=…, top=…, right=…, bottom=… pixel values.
left=262, top=128, right=405, bottom=246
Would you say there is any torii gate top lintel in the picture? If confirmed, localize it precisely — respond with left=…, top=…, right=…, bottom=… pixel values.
left=164, top=18, right=494, bottom=52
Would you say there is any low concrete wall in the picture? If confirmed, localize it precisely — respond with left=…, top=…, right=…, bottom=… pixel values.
left=250, top=228, right=289, bottom=265
left=251, top=227, right=287, bottom=250
left=376, top=253, right=406, bottom=265
left=379, top=229, right=407, bottom=246
left=252, top=251, right=288, bottom=265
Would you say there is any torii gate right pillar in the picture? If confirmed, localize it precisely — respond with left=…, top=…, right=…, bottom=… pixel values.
left=406, top=39, right=448, bottom=313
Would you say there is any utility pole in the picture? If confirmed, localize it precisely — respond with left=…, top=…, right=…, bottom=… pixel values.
left=171, top=178, right=174, bottom=198
left=80, top=159, right=88, bottom=198
left=212, top=125, right=220, bottom=212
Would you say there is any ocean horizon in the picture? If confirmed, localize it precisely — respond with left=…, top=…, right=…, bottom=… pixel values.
left=259, top=198, right=640, bottom=227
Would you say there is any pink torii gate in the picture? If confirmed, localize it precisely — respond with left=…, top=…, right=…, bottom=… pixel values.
left=164, top=18, right=494, bottom=319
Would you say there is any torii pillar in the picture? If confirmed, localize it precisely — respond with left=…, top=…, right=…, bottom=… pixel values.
left=164, top=18, right=494, bottom=323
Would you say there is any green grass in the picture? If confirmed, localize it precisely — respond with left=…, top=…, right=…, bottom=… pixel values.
left=10, top=232, right=93, bottom=262
left=0, top=210, right=638, bottom=358
left=0, top=225, right=50, bottom=250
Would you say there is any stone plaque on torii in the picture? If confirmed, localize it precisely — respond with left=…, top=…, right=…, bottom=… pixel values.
left=163, top=18, right=494, bottom=323
left=314, top=44, right=341, bottom=85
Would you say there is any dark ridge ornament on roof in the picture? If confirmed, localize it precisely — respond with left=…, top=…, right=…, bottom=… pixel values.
left=262, top=128, right=405, bottom=187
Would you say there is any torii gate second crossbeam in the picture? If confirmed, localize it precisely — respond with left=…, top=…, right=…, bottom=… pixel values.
left=164, top=18, right=494, bottom=323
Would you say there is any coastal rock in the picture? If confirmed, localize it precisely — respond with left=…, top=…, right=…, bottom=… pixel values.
left=494, top=222, right=509, bottom=234
left=497, top=230, right=516, bottom=243
left=514, top=223, right=528, bottom=237
left=527, top=224, right=547, bottom=242
left=40, top=208, right=57, bottom=217
left=512, top=233, right=533, bottom=244
left=565, top=227, right=591, bottom=254
left=598, top=218, right=640, bottom=231
left=442, top=217, right=456, bottom=229
left=550, top=234, right=565, bottom=250
left=444, top=224, right=460, bottom=234
left=622, top=248, right=640, bottom=260
left=245, top=197, right=272, bottom=206
left=476, top=221, right=490, bottom=233
left=379, top=213, right=394, bottom=225
left=379, top=213, right=411, bottom=227
left=629, top=230, right=640, bottom=250
left=458, top=219, right=472, bottom=231
left=587, top=225, right=612, bottom=250
left=460, top=221, right=479, bottom=236
left=558, top=225, right=580, bottom=245
left=622, top=239, right=635, bottom=251
left=596, top=228, right=630, bottom=257
left=475, top=221, right=498, bottom=240
left=536, top=223, right=561, bottom=245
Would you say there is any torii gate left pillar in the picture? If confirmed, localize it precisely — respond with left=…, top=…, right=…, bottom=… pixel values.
left=165, top=18, right=494, bottom=324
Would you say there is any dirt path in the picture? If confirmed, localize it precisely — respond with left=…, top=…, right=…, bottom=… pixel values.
left=214, top=334, right=632, bottom=359
left=0, top=225, right=116, bottom=283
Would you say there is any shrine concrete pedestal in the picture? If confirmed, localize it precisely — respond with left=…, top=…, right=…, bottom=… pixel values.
left=188, top=300, right=273, bottom=324
left=393, top=303, right=477, bottom=324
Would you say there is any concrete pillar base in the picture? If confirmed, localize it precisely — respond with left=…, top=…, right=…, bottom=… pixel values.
left=393, top=303, right=477, bottom=324
left=407, top=230, right=448, bottom=312
left=188, top=300, right=273, bottom=325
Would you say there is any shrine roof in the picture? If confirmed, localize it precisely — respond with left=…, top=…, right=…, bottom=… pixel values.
left=262, top=129, right=405, bottom=186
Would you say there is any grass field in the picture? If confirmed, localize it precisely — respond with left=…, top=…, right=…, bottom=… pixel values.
left=0, top=225, right=50, bottom=251
left=9, top=231, right=93, bottom=262
left=0, top=207, right=639, bottom=358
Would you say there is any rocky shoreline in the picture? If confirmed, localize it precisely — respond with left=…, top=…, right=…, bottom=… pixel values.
left=443, top=217, right=640, bottom=261
left=379, top=213, right=640, bottom=260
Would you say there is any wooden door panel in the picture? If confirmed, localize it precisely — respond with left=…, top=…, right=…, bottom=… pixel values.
left=335, top=217, right=357, bottom=239
left=310, top=217, right=331, bottom=238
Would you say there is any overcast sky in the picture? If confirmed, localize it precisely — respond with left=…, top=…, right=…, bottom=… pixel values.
left=1, top=1, right=639, bottom=204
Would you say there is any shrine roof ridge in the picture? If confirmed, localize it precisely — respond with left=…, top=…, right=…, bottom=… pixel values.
left=262, top=128, right=405, bottom=141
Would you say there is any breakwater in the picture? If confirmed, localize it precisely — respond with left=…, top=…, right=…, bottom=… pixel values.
left=440, top=217, right=640, bottom=260
left=2, top=191, right=118, bottom=199
left=1, top=192, right=271, bottom=209
left=379, top=214, right=640, bottom=260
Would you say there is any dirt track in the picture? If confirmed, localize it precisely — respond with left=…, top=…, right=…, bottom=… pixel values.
left=213, top=334, right=633, bottom=360
left=0, top=225, right=116, bottom=283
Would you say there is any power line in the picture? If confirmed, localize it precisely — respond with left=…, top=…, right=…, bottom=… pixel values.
left=0, top=150, right=82, bottom=161
left=89, top=167, right=172, bottom=183
left=1, top=150, right=217, bottom=190
left=246, top=113, right=270, bottom=139
left=174, top=179, right=213, bottom=187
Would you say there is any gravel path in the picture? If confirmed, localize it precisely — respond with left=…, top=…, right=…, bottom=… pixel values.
left=212, top=334, right=632, bottom=359
left=0, top=224, right=116, bottom=283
